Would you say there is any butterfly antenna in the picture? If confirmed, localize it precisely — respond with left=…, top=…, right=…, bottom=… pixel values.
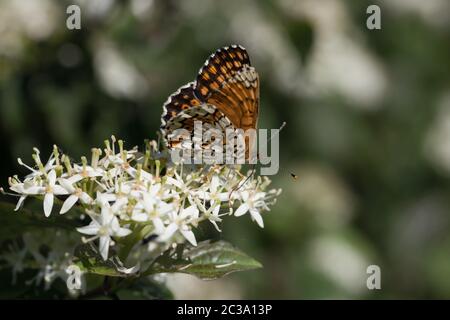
left=229, top=122, right=286, bottom=205
left=229, top=164, right=256, bottom=203
left=254, top=121, right=286, bottom=163
left=268, top=121, right=286, bottom=143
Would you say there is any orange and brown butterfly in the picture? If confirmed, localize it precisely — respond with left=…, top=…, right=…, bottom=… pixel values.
left=160, top=45, right=259, bottom=156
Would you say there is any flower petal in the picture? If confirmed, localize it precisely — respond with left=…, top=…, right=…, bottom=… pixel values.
left=43, top=193, right=54, bottom=217
left=210, top=175, right=219, bottom=193
left=77, top=223, right=100, bottom=235
left=149, top=183, right=161, bottom=196
left=250, top=209, right=264, bottom=228
left=53, top=185, right=69, bottom=195
left=166, top=177, right=182, bottom=189
left=218, top=192, right=230, bottom=202
left=111, top=197, right=128, bottom=212
left=234, top=203, right=249, bottom=217
left=180, top=229, right=197, bottom=246
left=23, top=186, right=45, bottom=195
left=143, top=193, right=156, bottom=212
left=131, top=211, right=148, bottom=222
left=47, top=170, right=56, bottom=186
left=60, top=194, right=79, bottom=214
left=159, top=223, right=178, bottom=241
left=58, top=178, right=75, bottom=193
left=158, top=202, right=174, bottom=215
left=99, top=236, right=110, bottom=260
left=43, top=156, right=56, bottom=170
left=210, top=220, right=222, bottom=232
left=115, top=227, right=132, bottom=238
left=211, top=202, right=221, bottom=216
left=14, top=196, right=27, bottom=211
left=152, top=218, right=165, bottom=235
left=79, top=192, right=93, bottom=204
left=181, top=205, right=198, bottom=219
left=100, top=203, right=114, bottom=223
left=68, top=174, right=84, bottom=184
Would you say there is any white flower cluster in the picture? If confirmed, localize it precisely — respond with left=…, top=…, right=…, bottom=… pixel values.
left=3, top=231, right=82, bottom=291
left=6, top=137, right=281, bottom=263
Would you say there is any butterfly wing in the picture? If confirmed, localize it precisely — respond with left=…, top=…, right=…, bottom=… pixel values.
left=160, top=82, right=234, bottom=149
left=160, top=45, right=259, bottom=161
left=194, top=45, right=259, bottom=131
left=161, top=82, right=200, bottom=130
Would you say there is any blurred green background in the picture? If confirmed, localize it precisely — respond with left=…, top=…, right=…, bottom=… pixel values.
left=1, top=0, right=450, bottom=299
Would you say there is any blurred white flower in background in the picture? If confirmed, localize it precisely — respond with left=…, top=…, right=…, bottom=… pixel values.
left=228, top=0, right=309, bottom=99
left=308, top=235, right=370, bottom=296
left=291, top=163, right=355, bottom=229
left=130, top=0, right=155, bottom=20
left=424, top=91, right=450, bottom=174
left=21, top=231, right=82, bottom=291
left=181, top=0, right=388, bottom=110
left=73, top=0, right=115, bottom=19
left=2, top=242, right=27, bottom=284
left=280, top=0, right=388, bottom=110
left=166, top=273, right=243, bottom=299
left=389, top=194, right=449, bottom=261
left=178, top=0, right=309, bottom=100
left=93, top=40, right=149, bottom=100
left=386, top=0, right=450, bottom=29
left=0, top=0, right=59, bottom=57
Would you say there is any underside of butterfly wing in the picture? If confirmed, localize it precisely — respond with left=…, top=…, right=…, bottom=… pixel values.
left=161, top=82, right=234, bottom=150
left=195, top=45, right=260, bottom=131
left=160, top=45, right=259, bottom=161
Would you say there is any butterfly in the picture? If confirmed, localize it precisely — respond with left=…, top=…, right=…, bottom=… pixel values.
left=160, top=45, right=259, bottom=161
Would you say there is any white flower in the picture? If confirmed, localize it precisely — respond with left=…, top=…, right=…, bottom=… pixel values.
left=197, top=175, right=229, bottom=202
left=43, top=170, right=69, bottom=217
left=131, top=193, right=173, bottom=236
left=10, top=179, right=44, bottom=196
left=95, top=191, right=118, bottom=205
left=58, top=176, right=93, bottom=214
left=77, top=201, right=132, bottom=260
left=159, top=205, right=199, bottom=246
left=205, top=201, right=222, bottom=232
left=7, top=137, right=281, bottom=286
left=194, top=198, right=223, bottom=232
left=18, top=150, right=55, bottom=181
left=234, top=190, right=268, bottom=228
left=72, top=164, right=103, bottom=179
left=166, top=171, right=193, bottom=194
left=14, top=195, right=27, bottom=211
left=2, top=242, right=27, bottom=284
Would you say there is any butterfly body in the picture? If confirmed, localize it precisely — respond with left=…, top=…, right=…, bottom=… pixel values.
left=160, top=45, right=259, bottom=157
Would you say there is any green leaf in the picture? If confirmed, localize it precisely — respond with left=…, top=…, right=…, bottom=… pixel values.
left=146, top=240, right=262, bottom=280
left=0, top=200, right=82, bottom=243
left=74, top=242, right=137, bottom=278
